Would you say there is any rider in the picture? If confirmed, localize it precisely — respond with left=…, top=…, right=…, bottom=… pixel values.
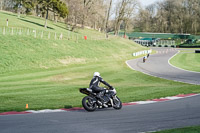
left=89, top=72, right=113, bottom=106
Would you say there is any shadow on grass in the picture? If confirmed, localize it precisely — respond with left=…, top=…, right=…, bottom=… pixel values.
left=53, top=23, right=80, bottom=33
left=19, top=18, right=54, bottom=30
left=1, top=12, right=17, bottom=17
left=53, top=23, right=68, bottom=31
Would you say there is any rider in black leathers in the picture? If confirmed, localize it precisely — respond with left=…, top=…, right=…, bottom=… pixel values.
left=89, top=72, right=113, bottom=106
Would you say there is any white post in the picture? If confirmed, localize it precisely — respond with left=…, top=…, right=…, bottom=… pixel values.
left=6, top=19, right=8, bottom=27
left=11, top=27, right=14, bottom=35
left=68, top=31, right=70, bottom=40
left=59, top=33, right=63, bottom=40
left=55, top=32, right=57, bottom=40
left=34, top=30, right=36, bottom=38
left=27, top=29, right=29, bottom=35
left=48, top=32, right=50, bottom=39
left=3, top=27, right=5, bottom=35
left=41, top=31, right=43, bottom=38
left=19, top=29, right=22, bottom=35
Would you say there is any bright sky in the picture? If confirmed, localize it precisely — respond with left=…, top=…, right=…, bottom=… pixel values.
left=139, top=0, right=163, bottom=7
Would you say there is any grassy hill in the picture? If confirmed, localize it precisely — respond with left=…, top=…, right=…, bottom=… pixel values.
left=0, top=11, right=200, bottom=112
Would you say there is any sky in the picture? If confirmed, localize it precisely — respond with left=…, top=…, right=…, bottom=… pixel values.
left=139, top=0, right=163, bottom=7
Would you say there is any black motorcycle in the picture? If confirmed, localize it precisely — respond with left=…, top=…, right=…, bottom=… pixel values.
left=79, top=87, right=122, bottom=112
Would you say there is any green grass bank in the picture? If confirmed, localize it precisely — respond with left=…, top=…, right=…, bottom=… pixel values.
left=0, top=11, right=200, bottom=112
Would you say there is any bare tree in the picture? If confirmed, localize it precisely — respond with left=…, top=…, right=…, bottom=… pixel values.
left=135, top=0, right=200, bottom=34
left=123, top=0, right=138, bottom=36
left=105, top=0, right=112, bottom=37
left=113, top=0, right=138, bottom=35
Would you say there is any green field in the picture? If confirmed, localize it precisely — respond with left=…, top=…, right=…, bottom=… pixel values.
left=170, top=50, right=200, bottom=72
left=0, top=11, right=200, bottom=112
left=154, top=126, right=200, bottom=133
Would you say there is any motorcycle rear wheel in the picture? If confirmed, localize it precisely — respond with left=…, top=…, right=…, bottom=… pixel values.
left=82, top=96, right=97, bottom=112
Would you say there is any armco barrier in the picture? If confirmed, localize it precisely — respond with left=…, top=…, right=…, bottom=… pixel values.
left=133, top=49, right=152, bottom=57
left=178, top=45, right=200, bottom=48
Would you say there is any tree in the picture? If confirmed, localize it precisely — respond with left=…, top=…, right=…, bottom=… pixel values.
left=13, top=0, right=35, bottom=17
left=135, top=0, right=200, bottom=34
left=123, top=0, right=138, bottom=37
left=53, top=0, right=68, bottom=23
left=37, top=0, right=68, bottom=28
left=105, top=0, right=113, bottom=38
left=81, top=0, right=94, bottom=28
left=65, top=0, right=106, bottom=31
left=65, top=0, right=82, bottom=31
left=114, top=0, right=138, bottom=35
left=0, top=0, right=3, bottom=10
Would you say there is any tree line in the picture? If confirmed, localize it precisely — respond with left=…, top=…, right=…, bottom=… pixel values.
left=0, top=0, right=68, bottom=28
left=136, top=0, right=200, bottom=35
left=0, top=0, right=199, bottom=35
left=0, top=0, right=138, bottom=36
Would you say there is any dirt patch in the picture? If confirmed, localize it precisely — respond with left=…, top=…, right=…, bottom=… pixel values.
left=49, top=75, right=71, bottom=82
left=40, top=65, right=49, bottom=69
left=46, top=73, right=89, bottom=82
left=58, top=57, right=86, bottom=65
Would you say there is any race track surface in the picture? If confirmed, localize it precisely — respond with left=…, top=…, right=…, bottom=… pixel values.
left=0, top=95, right=200, bottom=133
left=1, top=48, right=200, bottom=133
left=127, top=48, right=200, bottom=85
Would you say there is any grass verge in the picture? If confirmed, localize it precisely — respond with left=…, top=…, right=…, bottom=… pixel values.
left=170, top=49, right=200, bottom=72
left=153, top=126, right=200, bottom=133
left=0, top=11, right=200, bottom=112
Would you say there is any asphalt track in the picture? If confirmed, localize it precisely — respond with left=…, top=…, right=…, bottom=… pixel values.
left=127, top=48, right=200, bottom=85
left=0, top=48, right=200, bottom=133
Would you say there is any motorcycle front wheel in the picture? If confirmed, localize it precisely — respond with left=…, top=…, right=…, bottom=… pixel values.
left=82, top=96, right=97, bottom=112
left=113, top=96, right=122, bottom=110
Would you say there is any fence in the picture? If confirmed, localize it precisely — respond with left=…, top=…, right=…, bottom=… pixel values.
left=0, top=26, right=108, bottom=42
left=134, top=40, right=175, bottom=47
left=156, top=40, right=175, bottom=46
left=132, top=49, right=152, bottom=57
left=121, top=32, right=200, bottom=40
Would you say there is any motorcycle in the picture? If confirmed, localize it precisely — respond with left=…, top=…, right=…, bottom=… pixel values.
left=79, top=87, right=122, bottom=112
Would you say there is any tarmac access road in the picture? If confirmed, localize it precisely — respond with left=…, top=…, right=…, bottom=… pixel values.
left=0, top=48, right=200, bottom=133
